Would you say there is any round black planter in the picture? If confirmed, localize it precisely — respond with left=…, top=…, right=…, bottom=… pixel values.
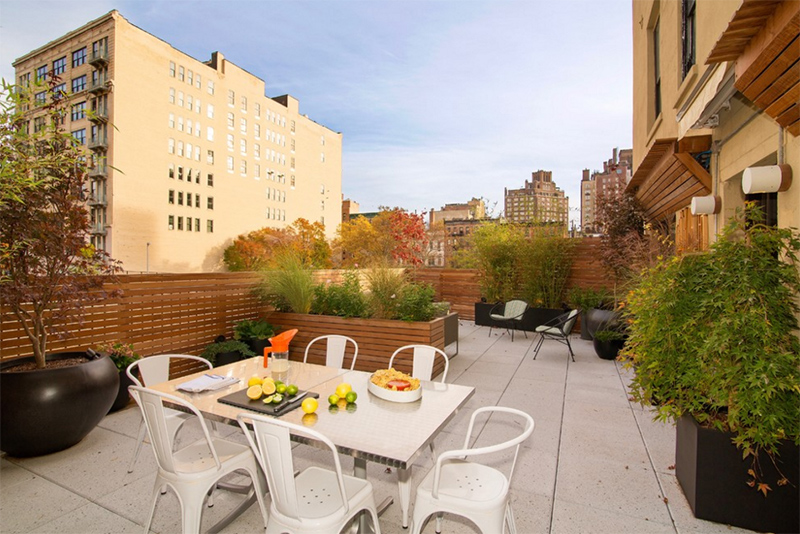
left=0, top=352, right=119, bottom=457
left=579, top=311, right=592, bottom=340
left=584, top=308, right=620, bottom=338
left=593, top=337, right=625, bottom=360
left=249, top=338, right=271, bottom=359
left=108, top=369, right=135, bottom=413
left=215, top=351, right=245, bottom=367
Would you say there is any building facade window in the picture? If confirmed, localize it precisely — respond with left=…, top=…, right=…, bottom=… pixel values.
left=71, top=101, right=86, bottom=121
left=227, top=156, right=234, bottom=172
left=178, top=191, right=184, bottom=205
left=681, top=0, right=696, bottom=79
left=169, top=88, right=175, bottom=104
left=228, top=90, right=235, bottom=106
left=207, top=173, right=214, bottom=186
left=169, top=61, right=176, bottom=77
left=207, top=104, right=214, bottom=119
left=195, top=218, right=200, bottom=232
left=71, top=129, right=86, bottom=145
left=72, top=47, right=86, bottom=67
left=71, top=75, right=86, bottom=93
left=207, top=197, right=214, bottom=209
left=208, top=80, right=215, bottom=95
left=207, top=150, right=215, bottom=164
left=227, top=112, right=234, bottom=129
left=168, top=190, right=175, bottom=204
left=52, top=57, right=66, bottom=75
left=207, top=220, right=214, bottom=233
left=178, top=65, right=184, bottom=82
left=254, top=102, right=261, bottom=117
left=177, top=216, right=183, bottom=230
left=168, top=215, right=175, bottom=230
left=36, top=65, right=48, bottom=81
left=187, top=69, right=193, bottom=86
left=169, top=163, right=175, bottom=179
left=241, top=96, right=247, bottom=111
left=653, top=20, right=662, bottom=119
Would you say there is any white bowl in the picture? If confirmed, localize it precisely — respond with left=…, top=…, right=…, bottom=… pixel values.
left=367, top=380, right=422, bottom=403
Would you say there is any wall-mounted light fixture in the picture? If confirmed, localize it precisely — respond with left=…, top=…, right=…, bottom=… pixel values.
left=742, top=164, right=792, bottom=194
left=690, top=195, right=721, bottom=215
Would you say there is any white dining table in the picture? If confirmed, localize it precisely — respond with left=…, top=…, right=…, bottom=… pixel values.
left=150, top=357, right=475, bottom=532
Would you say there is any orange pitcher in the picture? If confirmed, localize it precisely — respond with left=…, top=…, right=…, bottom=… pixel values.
left=263, top=328, right=298, bottom=370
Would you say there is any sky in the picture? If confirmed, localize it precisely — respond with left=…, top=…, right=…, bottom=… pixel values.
left=0, top=0, right=633, bottom=226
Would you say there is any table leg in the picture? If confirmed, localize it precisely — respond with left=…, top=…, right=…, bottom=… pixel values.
left=397, top=466, right=412, bottom=529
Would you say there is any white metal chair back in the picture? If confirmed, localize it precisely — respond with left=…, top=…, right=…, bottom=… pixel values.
left=561, top=309, right=579, bottom=335
left=127, top=354, right=212, bottom=387
left=389, top=344, right=449, bottom=382
left=303, top=335, right=359, bottom=370
left=129, top=386, right=219, bottom=475
left=237, top=412, right=382, bottom=534
left=411, top=406, right=535, bottom=534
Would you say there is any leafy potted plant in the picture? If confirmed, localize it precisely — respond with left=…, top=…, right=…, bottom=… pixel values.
left=233, top=318, right=275, bottom=357
left=201, top=338, right=256, bottom=367
left=518, top=235, right=576, bottom=329
left=592, top=328, right=626, bottom=360
left=95, top=341, right=141, bottom=412
left=470, top=223, right=522, bottom=326
left=567, top=287, right=610, bottom=340
left=621, top=206, right=800, bottom=533
left=0, top=77, right=121, bottom=457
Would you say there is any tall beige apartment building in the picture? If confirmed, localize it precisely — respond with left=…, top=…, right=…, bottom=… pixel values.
left=580, top=148, right=632, bottom=234
left=13, top=10, right=342, bottom=272
left=504, top=171, right=569, bottom=231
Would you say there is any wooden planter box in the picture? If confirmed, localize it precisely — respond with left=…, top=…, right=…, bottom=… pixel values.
left=267, top=312, right=455, bottom=379
left=676, top=414, right=799, bottom=533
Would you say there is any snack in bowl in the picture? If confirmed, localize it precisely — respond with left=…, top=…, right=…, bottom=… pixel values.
left=368, top=368, right=422, bottom=403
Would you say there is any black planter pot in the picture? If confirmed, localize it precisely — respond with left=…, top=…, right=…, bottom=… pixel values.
left=248, top=338, right=271, bottom=359
left=579, top=311, right=592, bottom=340
left=0, top=352, right=119, bottom=457
left=108, top=368, right=135, bottom=413
left=215, top=351, right=245, bottom=367
left=584, top=308, right=620, bottom=338
left=676, top=414, right=799, bottom=533
left=475, top=302, right=564, bottom=331
left=592, top=337, right=625, bottom=360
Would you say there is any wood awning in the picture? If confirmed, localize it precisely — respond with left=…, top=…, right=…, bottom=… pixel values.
left=628, top=137, right=713, bottom=222
left=707, top=0, right=800, bottom=136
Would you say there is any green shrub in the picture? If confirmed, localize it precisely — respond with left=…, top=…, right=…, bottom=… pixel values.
left=312, top=270, right=369, bottom=318
left=365, top=265, right=407, bottom=319
left=519, top=236, right=575, bottom=308
left=200, top=339, right=256, bottom=366
left=568, top=286, right=611, bottom=310
left=233, top=319, right=275, bottom=341
left=622, top=206, right=800, bottom=490
left=395, top=283, right=436, bottom=322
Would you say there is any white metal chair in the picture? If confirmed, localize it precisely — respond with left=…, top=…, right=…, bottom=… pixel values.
left=411, top=406, right=535, bottom=534
left=533, top=309, right=579, bottom=362
left=303, top=334, right=359, bottom=370
left=488, top=300, right=529, bottom=341
left=126, top=354, right=213, bottom=473
left=129, top=386, right=268, bottom=534
left=237, top=412, right=381, bottom=534
left=389, top=344, right=450, bottom=528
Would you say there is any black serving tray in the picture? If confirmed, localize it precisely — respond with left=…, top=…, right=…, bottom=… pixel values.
left=218, top=388, right=319, bottom=416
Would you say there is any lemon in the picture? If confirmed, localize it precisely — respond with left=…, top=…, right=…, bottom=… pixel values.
left=246, top=385, right=263, bottom=400
left=335, top=383, right=352, bottom=398
left=302, top=413, right=318, bottom=426
left=261, top=381, right=276, bottom=396
left=247, top=376, right=263, bottom=387
left=301, top=397, right=318, bottom=414
left=328, top=394, right=340, bottom=406
left=345, top=391, right=358, bottom=404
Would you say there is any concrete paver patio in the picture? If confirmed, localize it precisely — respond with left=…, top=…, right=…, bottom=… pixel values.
left=0, top=322, right=757, bottom=533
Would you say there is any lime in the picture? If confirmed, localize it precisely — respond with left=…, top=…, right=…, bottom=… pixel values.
left=345, top=402, right=358, bottom=413
left=272, top=394, right=283, bottom=404
left=276, top=383, right=287, bottom=395
left=274, top=380, right=284, bottom=387
left=246, top=385, right=263, bottom=400
left=263, top=395, right=274, bottom=404
left=286, top=384, right=299, bottom=396
left=328, top=394, right=340, bottom=406
left=335, top=383, right=352, bottom=398
left=345, top=391, right=358, bottom=404
left=301, top=397, right=318, bottom=414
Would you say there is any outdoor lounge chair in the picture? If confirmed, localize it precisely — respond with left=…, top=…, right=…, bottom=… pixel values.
left=488, top=300, right=528, bottom=341
left=533, top=308, right=579, bottom=361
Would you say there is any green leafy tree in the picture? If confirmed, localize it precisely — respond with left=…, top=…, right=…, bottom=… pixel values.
left=0, top=77, right=121, bottom=368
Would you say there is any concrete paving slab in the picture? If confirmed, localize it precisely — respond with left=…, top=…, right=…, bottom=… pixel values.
left=27, top=502, right=143, bottom=534
left=0, top=474, right=89, bottom=533
left=552, top=498, right=675, bottom=533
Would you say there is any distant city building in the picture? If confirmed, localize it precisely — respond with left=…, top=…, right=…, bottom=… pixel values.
left=504, top=171, right=569, bottom=233
left=580, top=148, right=632, bottom=234
left=427, top=198, right=487, bottom=267
left=13, top=10, right=342, bottom=272
left=342, top=198, right=360, bottom=224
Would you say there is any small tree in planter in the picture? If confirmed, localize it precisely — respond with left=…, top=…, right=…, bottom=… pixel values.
left=0, top=77, right=121, bottom=456
left=621, top=206, right=800, bottom=532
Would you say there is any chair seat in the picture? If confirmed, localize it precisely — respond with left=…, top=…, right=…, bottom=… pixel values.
left=489, top=314, right=507, bottom=321
left=534, top=325, right=563, bottom=335
left=416, top=459, right=509, bottom=510
left=171, top=437, right=253, bottom=476
left=285, top=466, right=374, bottom=522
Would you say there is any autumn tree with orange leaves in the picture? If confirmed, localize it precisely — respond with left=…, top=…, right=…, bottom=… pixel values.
left=223, top=218, right=332, bottom=271
left=336, top=207, right=427, bottom=267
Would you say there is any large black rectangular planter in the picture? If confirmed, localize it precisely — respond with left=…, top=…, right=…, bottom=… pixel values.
left=676, top=414, right=799, bottom=533
left=474, top=302, right=564, bottom=331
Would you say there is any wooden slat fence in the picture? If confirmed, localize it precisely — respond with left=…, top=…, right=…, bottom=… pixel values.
left=1, top=238, right=612, bottom=361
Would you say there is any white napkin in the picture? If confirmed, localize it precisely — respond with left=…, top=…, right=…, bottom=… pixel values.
left=177, top=374, right=240, bottom=393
